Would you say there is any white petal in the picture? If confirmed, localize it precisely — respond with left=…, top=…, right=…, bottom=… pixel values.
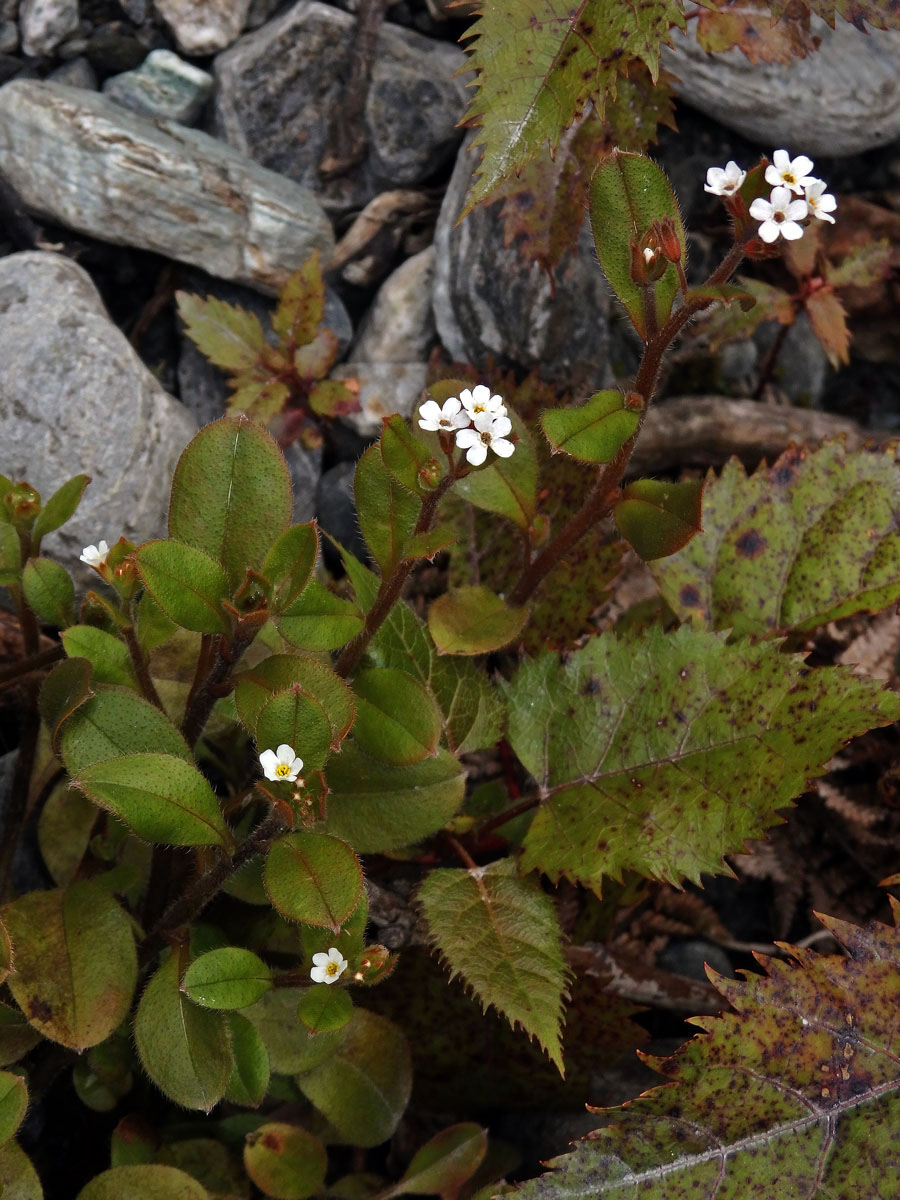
left=471, top=411, right=495, bottom=433
left=772, top=149, right=791, bottom=171
left=458, top=388, right=475, bottom=410
left=418, top=399, right=442, bottom=423
left=276, top=743, right=296, bottom=763
left=492, top=438, right=515, bottom=458
left=769, top=186, right=793, bottom=209
left=455, top=428, right=479, bottom=449
left=97, top=540, right=109, bottom=556
left=758, top=219, right=780, bottom=243
left=443, top=397, right=463, bottom=417
left=749, top=197, right=773, bottom=221
left=792, top=155, right=814, bottom=178
left=259, top=749, right=279, bottom=779
left=310, top=965, right=328, bottom=983
left=781, top=221, right=804, bottom=240
left=465, top=442, right=488, bottom=466
left=289, top=756, right=304, bottom=775
left=814, top=210, right=836, bottom=224
left=491, top=415, right=512, bottom=438
left=470, top=384, right=491, bottom=406
left=785, top=199, right=808, bottom=221
left=311, top=951, right=331, bottom=967
left=764, top=165, right=782, bottom=188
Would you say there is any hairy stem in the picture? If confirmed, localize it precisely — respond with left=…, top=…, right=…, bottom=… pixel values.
left=0, top=643, right=63, bottom=692
left=180, top=631, right=254, bottom=748
left=123, top=624, right=165, bottom=711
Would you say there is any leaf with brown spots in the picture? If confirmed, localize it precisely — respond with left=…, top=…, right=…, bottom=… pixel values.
left=505, top=624, right=900, bottom=891
left=459, top=0, right=685, bottom=218
left=515, top=902, right=900, bottom=1198
left=697, top=0, right=815, bottom=64
left=769, top=0, right=900, bottom=30
left=651, top=440, right=900, bottom=636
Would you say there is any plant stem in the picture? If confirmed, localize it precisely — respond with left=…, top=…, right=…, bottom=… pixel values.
left=122, top=624, right=165, bottom=711
left=445, top=832, right=479, bottom=872
left=0, top=583, right=41, bottom=900
left=180, top=631, right=254, bottom=748
left=0, top=643, right=63, bottom=691
left=477, top=793, right=541, bottom=838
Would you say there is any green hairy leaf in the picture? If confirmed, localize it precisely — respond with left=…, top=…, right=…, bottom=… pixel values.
left=77, top=1164, right=210, bottom=1199
left=57, top=685, right=191, bottom=774
left=517, top=904, right=900, bottom=1198
left=0, top=521, right=21, bottom=586
left=352, top=667, right=442, bottom=766
left=506, top=625, right=900, bottom=891
left=274, top=579, right=364, bottom=650
left=355, top=445, right=419, bottom=575
left=385, top=1124, right=488, bottom=1200
left=244, top=1122, right=327, bottom=1200
left=264, top=832, right=363, bottom=929
left=22, top=556, right=74, bottom=627
left=298, top=986, right=354, bottom=1034
left=255, top=686, right=333, bottom=770
left=614, top=478, right=703, bottom=561
left=541, top=390, right=640, bottom=464
left=183, top=948, right=273, bottom=1011
left=419, top=860, right=569, bottom=1074
left=460, top=0, right=685, bottom=216
left=134, top=540, right=230, bottom=635
left=428, top=586, right=529, bottom=656
left=0, top=1142, right=43, bottom=1199
left=651, top=441, right=900, bottom=635
left=262, top=521, right=319, bottom=614
left=61, top=626, right=137, bottom=689
left=454, top=408, right=537, bottom=533
left=0, top=1071, right=27, bottom=1146
left=233, top=653, right=355, bottom=752
left=225, top=1011, right=270, bottom=1107
left=31, top=473, right=90, bottom=544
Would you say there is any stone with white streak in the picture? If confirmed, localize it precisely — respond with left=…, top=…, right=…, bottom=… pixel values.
left=0, top=252, right=197, bottom=578
left=331, top=363, right=427, bottom=439
left=664, top=13, right=900, bottom=157
left=0, top=80, right=334, bottom=295
left=102, top=48, right=213, bottom=124
left=351, top=247, right=435, bottom=363
left=153, top=0, right=251, bottom=55
left=20, top=0, right=78, bottom=56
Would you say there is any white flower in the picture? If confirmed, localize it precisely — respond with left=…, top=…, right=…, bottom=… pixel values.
left=703, top=160, right=746, bottom=197
left=259, top=743, right=304, bottom=782
left=79, top=540, right=110, bottom=568
left=803, top=178, right=837, bottom=224
left=749, top=186, right=808, bottom=243
left=417, top=396, right=470, bottom=433
left=765, top=149, right=815, bottom=196
left=310, top=947, right=348, bottom=985
left=455, top=412, right=516, bottom=467
left=459, top=384, right=506, bottom=419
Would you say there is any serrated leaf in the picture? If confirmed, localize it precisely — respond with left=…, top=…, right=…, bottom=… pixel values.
left=309, top=377, right=359, bottom=419
left=32, top=473, right=90, bottom=544
left=272, top=254, right=325, bottom=345
left=3, top=881, right=137, bottom=1050
left=183, top=948, right=272, bottom=1010
left=460, top=0, right=685, bottom=216
left=697, top=1, right=815, bottom=64
left=134, top=540, right=230, bottom=635
left=77, top=1164, right=209, bottom=1200
left=824, top=238, right=893, bottom=289
left=72, top=752, right=233, bottom=849
left=693, top=277, right=794, bottom=353
left=517, top=905, right=900, bottom=1198
left=296, top=1008, right=411, bottom=1147
left=264, top=832, right=363, bottom=929
left=769, top=0, right=900, bottom=31
left=355, top=445, right=420, bottom=575
left=227, top=376, right=291, bottom=423
left=274, top=579, right=364, bottom=651
left=541, top=390, right=640, bottom=464
left=353, top=668, right=442, bottom=766
left=244, top=1122, right=327, bottom=1200
left=419, top=859, right=568, bottom=1074
left=428, top=586, right=529, bottom=656
left=135, top=949, right=232, bottom=1112
left=651, top=440, right=900, bottom=635
left=805, top=286, right=850, bottom=367
left=505, top=625, right=900, bottom=891
left=177, top=291, right=267, bottom=372
left=168, top=417, right=292, bottom=592
left=614, top=478, right=703, bottom=561
left=22, top=556, right=74, bottom=626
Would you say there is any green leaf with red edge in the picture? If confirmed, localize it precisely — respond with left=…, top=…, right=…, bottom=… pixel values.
left=244, top=1123, right=327, bottom=1200
left=381, top=415, right=439, bottom=496
left=22, top=556, right=74, bottom=627
left=541, top=390, right=640, bottom=464
left=459, top=0, right=685, bottom=217
left=272, top=254, right=325, bottom=345
left=428, top=586, right=529, bottom=656
left=77, top=1165, right=210, bottom=1200
left=298, top=986, right=354, bottom=1035
left=505, top=625, right=900, bottom=892
left=177, top=292, right=267, bottom=372
left=262, top=522, right=319, bottom=614
left=57, top=684, right=192, bottom=774
left=355, top=444, right=420, bottom=574
left=233, top=653, right=355, bottom=751
left=256, top=687, right=333, bottom=770
left=805, top=287, right=850, bottom=367
left=3, top=881, right=137, bottom=1050
left=649, top=440, right=900, bottom=636
left=294, top=329, right=339, bottom=380
left=769, top=0, right=900, bottom=30
left=135, top=540, right=230, bottom=635
left=352, top=667, right=442, bottom=766
left=309, top=378, right=360, bottom=419
left=227, top=377, right=291, bottom=423
left=39, top=656, right=94, bottom=753
left=61, top=626, right=137, bottom=689
left=264, top=832, right=363, bottom=929
left=697, top=0, right=815, bottom=64
left=419, top=859, right=569, bottom=1075
left=385, top=1124, right=488, bottom=1200
left=183, top=948, right=272, bottom=1011
left=274, top=579, right=364, bottom=651
left=614, top=479, right=703, bottom=561
left=589, top=150, right=686, bottom=341
left=225, top=1011, right=270, bottom=1107
left=824, top=239, right=893, bottom=289
left=454, top=408, right=537, bottom=532
left=168, top=416, right=292, bottom=592
left=516, top=903, right=900, bottom=1199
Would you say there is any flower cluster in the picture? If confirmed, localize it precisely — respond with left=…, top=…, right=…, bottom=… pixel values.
left=704, top=149, right=836, bottom=244
left=418, top=384, right=515, bottom=467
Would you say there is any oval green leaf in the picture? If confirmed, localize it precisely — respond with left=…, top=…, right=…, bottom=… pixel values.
left=381, top=415, right=437, bottom=495
left=58, top=685, right=191, bottom=774
left=264, top=832, right=363, bottom=929
left=61, top=625, right=137, bottom=688
left=541, top=390, right=640, bottom=464
left=183, top=948, right=272, bottom=1011
left=390, top=1124, right=488, bottom=1199
left=614, top=479, right=703, bottom=561
left=22, top=556, right=74, bottom=627
left=256, top=688, right=334, bottom=771
left=275, top=579, right=364, bottom=651
left=135, top=540, right=230, bottom=634
left=76, top=1165, right=210, bottom=1200
left=0, top=1071, right=27, bottom=1146
left=0, top=1141, right=42, bottom=1199
left=263, top=522, right=319, bottom=614
left=234, top=654, right=355, bottom=751
left=3, top=881, right=137, bottom=1050
left=0, top=521, right=21, bottom=586
left=134, top=950, right=232, bottom=1112
left=39, top=656, right=94, bottom=752
left=32, top=473, right=90, bottom=544
left=72, top=752, right=233, bottom=849
left=297, top=986, right=354, bottom=1034
left=225, top=1012, right=270, bottom=1108
left=454, top=409, right=537, bottom=532
left=355, top=444, right=419, bottom=574
left=428, top=587, right=528, bottom=656
left=244, top=1123, right=327, bottom=1200
left=168, top=416, right=292, bottom=592
left=353, top=668, right=441, bottom=766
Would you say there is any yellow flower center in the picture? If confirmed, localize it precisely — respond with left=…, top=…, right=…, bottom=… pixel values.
left=326, top=961, right=340, bottom=977
left=783, top=171, right=796, bottom=185
left=275, top=762, right=291, bottom=778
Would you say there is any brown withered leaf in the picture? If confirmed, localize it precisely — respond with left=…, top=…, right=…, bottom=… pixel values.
left=769, top=0, right=900, bottom=31
left=697, top=0, right=815, bottom=64
left=805, top=286, right=850, bottom=366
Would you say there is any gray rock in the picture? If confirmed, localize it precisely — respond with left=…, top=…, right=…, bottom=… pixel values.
left=0, top=1, right=17, bottom=21
left=664, top=13, right=900, bottom=157
left=19, top=0, right=78, bottom=56
left=433, top=134, right=612, bottom=393
left=213, top=0, right=468, bottom=214
left=351, top=246, right=435, bottom=363
left=656, top=939, right=733, bottom=985
left=84, top=21, right=148, bottom=75
left=755, top=311, right=829, bottom=408
left=154, top=0, right=251, bottom=55
left=103, top=48, right=212, bottom=124
left=48, top=52, right=97, bottom=87
left=332, top=362, right=427, bottom=440
left=316, top=460, right=367, bottom=566
left=0, top=252, right=197, bottom=578
left=246, top=0, right=281, bottom=27
left=283, top=442, right=321, bottom=526
left=0, top=19, right=17, bottom=52
left=119, top=0, right=148, bottom=20
left=0, top=80, right=335, bottom=294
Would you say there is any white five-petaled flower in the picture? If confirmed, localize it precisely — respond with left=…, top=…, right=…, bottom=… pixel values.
left=749, top=186, right=808, bottom=243
left=765, top=149, right=815, bottom=196
left=259, top=743, right=304, bottom=782
left=704, top=160, right=746, bottom=197
left=459, top=384, right=506, bottom=419
left=455, top=411, right=516, bottom=467
left=803, top=178, right=837, bottom=224
left=310, top=947, right=348, bottom=985
left=79, top=540, right=110, bottom=568
left=417, top=396, right=470, bottom=433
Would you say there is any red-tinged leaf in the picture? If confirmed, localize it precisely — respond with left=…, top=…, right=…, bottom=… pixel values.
left=783, top=219, right=821, bottom=280
left=272, top=253, right=326, bottom=346
left=541, top=390, right=640, bottom=464
left=697, top=0, right=815, bottom=64
left=227, top=377, right=291, bottom=423
left=805, top=287, right=850, bottom=367
left=264, top=832, right=363, bottom=929
left=233, top=653, right=355, bottom=751
left=824, top=239, right=894, bottom=290
left=262, top=522, right=319, bottom=614
left=614, top=479, right=703, bottom=561
left=244, top=1123, right=327, bottom=1200
left=386, top=1124, right=488, bottom=1200
left=177, top=292, right=267, bottom=372
left=309, top=377, right=360, bottom=419
left=39, top=656, right=94, bottom=754
left=769, top=0, right=900, bottom=30
left=516, top=905, right=900, bottom=1198
left=459, top=0, right=686, bottom=217
left=692, top=277, right=795, bottom=353
left=134, top=540, right=230, bottom=635
left=294, top=328, right=340, bottom=381
left=428, top=586, right=529, bottom=656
